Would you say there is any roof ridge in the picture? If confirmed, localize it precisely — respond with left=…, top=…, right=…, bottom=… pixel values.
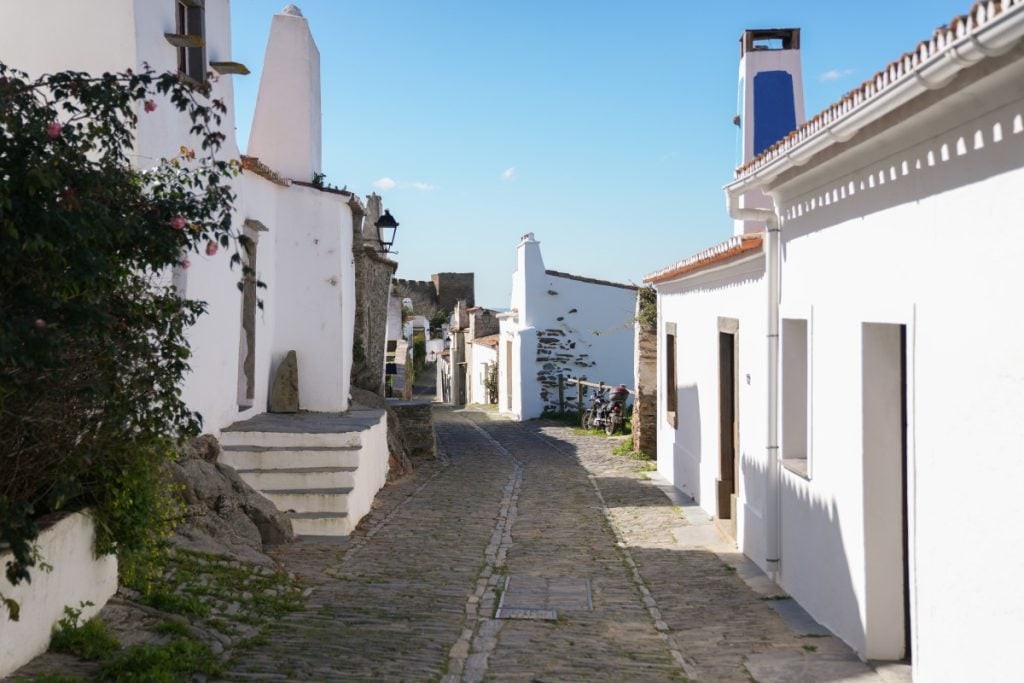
left=545, top=269, right=638, bottom=290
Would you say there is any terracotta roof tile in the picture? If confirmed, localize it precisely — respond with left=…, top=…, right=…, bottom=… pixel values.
left=644, top=233, right=764, bottom=285
left=240, top=155, right=289, bottom=186
left=471, top=334, right=501, bottom=348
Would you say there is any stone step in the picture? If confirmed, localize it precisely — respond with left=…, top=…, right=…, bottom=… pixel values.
left=287, top=511, right=352, bottom=537
left=236, top=467, right=357, bottom=491
left=218, top=429, right=362, bottom=449
left=220, top=410, right=385, bottom=450
left=263, top=488, right=353, bottom=514
left=219, top=445, right=360, bottom=470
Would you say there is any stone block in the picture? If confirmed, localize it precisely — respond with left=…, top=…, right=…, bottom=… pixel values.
left=269, top=350, right=299, bottom=413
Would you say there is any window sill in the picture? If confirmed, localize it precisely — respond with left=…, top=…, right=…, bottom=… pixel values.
left=177, top=72, right=209, bottom=90
left=782, top=458, right=810, bottom=479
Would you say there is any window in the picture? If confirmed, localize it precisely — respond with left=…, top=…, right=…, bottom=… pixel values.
left=781, top=318, right=810, bottom=476
left=176, top=0, right=206, bottom=82
left=665, top=322, right=677, bottom=427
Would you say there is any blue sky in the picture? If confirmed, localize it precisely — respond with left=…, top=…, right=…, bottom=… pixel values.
left=230, top=1, right=972, bottom=309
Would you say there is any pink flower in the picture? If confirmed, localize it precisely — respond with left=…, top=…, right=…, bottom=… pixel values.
left=46, top=121, right=62, bottom=139
left=205, top=240, right=219, bottom=256
left=144, top=99, right=157, bottom=113
left=34, top=319, right=46, bottom=329
left=181, top=258, right=191, bottom=270
left=169, top=216, right=186, bottom=230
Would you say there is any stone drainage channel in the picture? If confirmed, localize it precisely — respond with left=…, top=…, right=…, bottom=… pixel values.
left=442, top=416, right=694, bottom=683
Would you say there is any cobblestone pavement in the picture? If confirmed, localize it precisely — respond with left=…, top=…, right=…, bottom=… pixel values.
left=225, top=406, right=866, bottom=682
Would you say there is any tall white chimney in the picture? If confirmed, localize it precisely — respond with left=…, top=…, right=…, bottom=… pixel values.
left=247, top=5, right=322, bottom=182
left=735, top=28, right=804, bottom=234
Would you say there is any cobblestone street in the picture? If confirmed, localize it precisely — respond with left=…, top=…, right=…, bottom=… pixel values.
left=226, top=406, right=872, bottom=682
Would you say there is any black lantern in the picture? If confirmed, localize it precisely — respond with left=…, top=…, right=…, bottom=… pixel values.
left=443, top=333, right=451, bottom=350
left=375, top=209, right=399, bottom=254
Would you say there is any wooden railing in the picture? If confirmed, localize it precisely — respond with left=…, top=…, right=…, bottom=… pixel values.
left=558, top=377, right=634, bottom=414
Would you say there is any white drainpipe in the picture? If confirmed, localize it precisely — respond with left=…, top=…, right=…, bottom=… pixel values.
left=727, top=196, right=781, bottom=580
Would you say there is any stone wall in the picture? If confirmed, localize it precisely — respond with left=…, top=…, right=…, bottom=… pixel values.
left=632, top=292, right=658, bottom=457
left=386, top=399, right=437, bottom=459
left=468, top=308, right=499, bottom=339
left=393, top=273, right=475, bottom=316
left=392, top=278, right=439, bottom=315
left=535, top=328, right=591, bottom=414
left=352, top=249, right=397, bottom=393
left=433, top=272, right=474, bottom=312
left=352, top=194, right=398, bottom=394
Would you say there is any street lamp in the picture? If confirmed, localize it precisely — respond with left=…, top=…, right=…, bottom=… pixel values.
left=375, top=209, right=399, bottom=254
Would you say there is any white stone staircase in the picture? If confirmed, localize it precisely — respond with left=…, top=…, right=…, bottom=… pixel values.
left=218, top=410, right=389, bottom=537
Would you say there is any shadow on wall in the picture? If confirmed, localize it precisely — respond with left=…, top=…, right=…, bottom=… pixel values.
left=781, top=105, right=1024, bottom=244
left=674, top=384, right=702, bottom=505
left=779, top=469, right=867, bottom=657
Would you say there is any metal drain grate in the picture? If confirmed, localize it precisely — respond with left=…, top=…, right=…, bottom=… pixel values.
left=495, top=576, right=592, bottom=620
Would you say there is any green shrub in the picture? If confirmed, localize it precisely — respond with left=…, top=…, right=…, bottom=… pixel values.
left=49, top=603, right=120, bottom=661
left=98, top=638, right=222, bottom=682
left=0, top=63, right=241, bottom=601
left=141, top=589, right=210, bottom=619
left=636, top=285, right=657, bottom=330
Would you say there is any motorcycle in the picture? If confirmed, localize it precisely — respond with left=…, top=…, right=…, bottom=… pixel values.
left=581, top=384, right=630, bottom=435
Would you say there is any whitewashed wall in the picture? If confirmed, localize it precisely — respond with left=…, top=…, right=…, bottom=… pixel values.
left=0, top=513, right=118, bottom=677
left=655, top=259, right=767, bottom=563
left=497, top=316, right=520, bottom=416
left=0, top=0, right=241, bottom=173
left=468, top=343, right=498, bottom=405
left=268, top=186, right=354, bottom=412
left=177, top=173, right=272, bottom=431
left=768, top=72, right=1024, bottom=673
left=501, top=234, right=636, bottom=419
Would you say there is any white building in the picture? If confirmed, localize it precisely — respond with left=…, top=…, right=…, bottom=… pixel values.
left=499, top=233, right=637, bottom=420
left=0, top=3, right=378, bottom=672
left=467, top=334, right=499, bottom=405
left=648, top=5, right=1024, bottom=680
left=1, top=2, right=358, bottom=423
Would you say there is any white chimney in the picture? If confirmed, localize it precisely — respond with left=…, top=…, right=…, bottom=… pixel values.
left=734, top=28, right=805, bottom=234
left=247, top=6, right=322, bottom=182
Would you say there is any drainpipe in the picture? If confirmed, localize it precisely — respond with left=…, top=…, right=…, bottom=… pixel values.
left=727, top=194, right=781, bottom=581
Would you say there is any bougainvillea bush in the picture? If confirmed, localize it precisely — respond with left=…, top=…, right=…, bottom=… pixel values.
left=0, top=63, right=242, bottom=605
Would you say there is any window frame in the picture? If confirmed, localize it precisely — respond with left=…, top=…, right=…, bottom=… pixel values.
left=781, top=314, right=812, bottom=478
left=664, top=322, right=678, bottom=428
left=175, top=0, right=206, bottom=84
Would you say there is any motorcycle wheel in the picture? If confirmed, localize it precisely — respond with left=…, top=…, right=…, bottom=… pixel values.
left=606, top=415, right=621, bottom=436
left=581, top=410, right=591, bottom=429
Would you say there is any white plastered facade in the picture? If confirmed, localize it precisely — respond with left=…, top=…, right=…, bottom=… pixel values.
left=0, top=2, right=359, bottom=667
left=652, top=12, right=1024, bottom=680
left=499, top=234, right=637, bottom=420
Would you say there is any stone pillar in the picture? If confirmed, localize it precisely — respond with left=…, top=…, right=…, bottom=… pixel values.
left=363, top=193, right=383, bottom=253
left=632, top=289, right=658, bottom=457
